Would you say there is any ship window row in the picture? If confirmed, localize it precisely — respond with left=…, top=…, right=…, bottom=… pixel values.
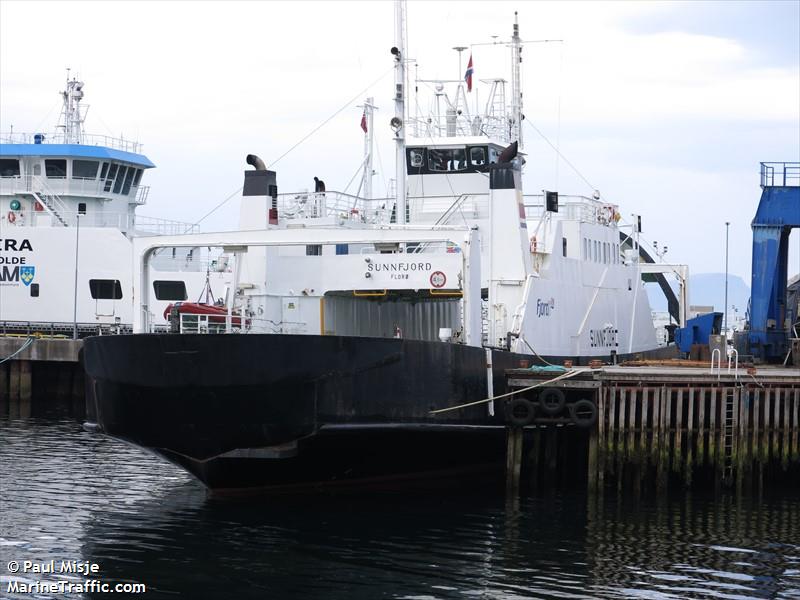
left=86, top=279, right=188, bottom=301
left=582, top=238, right=620, bottom=265
left=0, top=158, right=143, bottom=196
left=406, top=145, right=501, bottom=175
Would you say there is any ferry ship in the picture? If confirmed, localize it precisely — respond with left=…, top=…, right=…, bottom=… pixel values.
left=82, top=4, right=687, bottom=493
left=0, top=76, right=230, bottom=337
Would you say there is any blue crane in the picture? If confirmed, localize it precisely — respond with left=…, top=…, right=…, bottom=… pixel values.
left=749, top=162, right=800, bottom=362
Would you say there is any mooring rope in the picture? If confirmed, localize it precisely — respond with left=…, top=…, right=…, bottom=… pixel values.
left=429, top=367, right=590, bottom=415
left=0, top=336, right=35, bottom=365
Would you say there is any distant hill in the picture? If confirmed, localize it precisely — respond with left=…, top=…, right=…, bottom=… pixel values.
left=647, top=273, right=750, bottom=314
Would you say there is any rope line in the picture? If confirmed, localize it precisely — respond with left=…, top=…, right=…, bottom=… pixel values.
left=0, top=336, right=35, bottom=365
left=524, top=118, right=596, bottom=193
left=429, top=367, right=589, bottom=415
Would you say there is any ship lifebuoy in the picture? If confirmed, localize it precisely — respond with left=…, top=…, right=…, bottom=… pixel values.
left=7, top=211, right=15, bottom=223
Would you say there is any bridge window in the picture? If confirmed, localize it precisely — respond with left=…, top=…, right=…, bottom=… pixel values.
left=100, top=162, right=109, bottom=179
left=113, top=166, right=127, bottom=194
left=153, top=280, right=188, bottom=301
left=133, top=169, right=143, bottom=186
left=469, top=146, right=487, bottom=166
left=0, top=159, right=20, bottom=177
left=45, top=159, right=67, bottom=178
left=72, top=160, right=99, bottom=179
left=428, top=148, right=467, bottom=172
left=488, top=147, right=501, bottom=164
left=121, top=167, right=136, bottom=195
left=104, top=164, right=118, bottom=192
left=408, top=148, right=425, bottom=169
left=89, top=279, right=123, bottom=300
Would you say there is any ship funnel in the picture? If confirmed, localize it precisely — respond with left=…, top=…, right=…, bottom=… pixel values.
left=246, top=154, right=267, bottom=171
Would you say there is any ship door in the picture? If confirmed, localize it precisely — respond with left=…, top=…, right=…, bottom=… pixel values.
left=22, top=158, right=41, bottom=191
left=89, top=279, right=123, bottom=324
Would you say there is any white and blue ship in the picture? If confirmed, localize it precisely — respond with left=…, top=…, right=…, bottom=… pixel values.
left=0, top=76, right=230, bottom=335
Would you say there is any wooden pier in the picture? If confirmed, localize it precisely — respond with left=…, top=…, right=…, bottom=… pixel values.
left=504, top=364, right=800, bottom=495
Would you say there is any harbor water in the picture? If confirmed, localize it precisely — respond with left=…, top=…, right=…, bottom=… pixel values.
left=1, top=407, right=799, bottom=599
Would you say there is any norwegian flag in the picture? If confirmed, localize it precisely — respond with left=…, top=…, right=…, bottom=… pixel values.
left=360, top=112, right=368, bottom=133
left=464, top=53, right=474, bottom=92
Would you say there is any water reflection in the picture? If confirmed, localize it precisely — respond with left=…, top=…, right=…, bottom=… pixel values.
left=1, top=415, right=798, bottom=599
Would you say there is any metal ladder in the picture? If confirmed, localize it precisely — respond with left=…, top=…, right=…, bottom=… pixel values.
left=722, top=387, right=736, bottom=484
left=29, top=176, right=69, bottom=226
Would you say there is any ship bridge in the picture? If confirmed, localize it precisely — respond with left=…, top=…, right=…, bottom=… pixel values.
left=0, top=137, right=154, bottom=229
left=0, top=76, right=155, bottom=231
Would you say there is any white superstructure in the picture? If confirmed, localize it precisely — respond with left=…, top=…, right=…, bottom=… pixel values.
left=126, top=3, right=688, bottom=360
left=0, top=75, right=230, bottom=335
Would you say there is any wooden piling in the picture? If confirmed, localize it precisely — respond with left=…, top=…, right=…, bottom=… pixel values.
left=506, top=426, right=523, bottom=494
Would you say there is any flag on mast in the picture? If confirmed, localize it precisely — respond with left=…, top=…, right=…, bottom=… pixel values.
left=464, top=53, right=474, bottom=93
left=360, top=112, right=368, bottom=133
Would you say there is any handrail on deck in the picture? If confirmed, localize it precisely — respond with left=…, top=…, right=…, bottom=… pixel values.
left=760, top=162, right=800, bottom=188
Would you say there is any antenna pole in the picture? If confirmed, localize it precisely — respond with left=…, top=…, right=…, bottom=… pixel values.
left=361, top=97, right=376, bottom=200
left=393, top=0, right=407, bottom=224
left=511, top=12, right=523, bottom=149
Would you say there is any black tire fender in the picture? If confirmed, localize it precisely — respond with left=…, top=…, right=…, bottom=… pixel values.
left=506, top=398, right=536, bottom=427
left=570, top=399, right=598, bottom=428
left=539, top=387, right=566, bottom=416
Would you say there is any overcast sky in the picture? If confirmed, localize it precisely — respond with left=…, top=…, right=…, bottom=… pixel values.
left=1, top=0, right=798, bottom=282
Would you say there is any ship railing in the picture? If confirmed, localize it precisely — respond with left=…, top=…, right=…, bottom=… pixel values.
left=130, top=215, right=200, bottom=236
left=760, top=162, right=800, bottom=188
left=0, top=131, right=142, bottom=154
left=0, top=320, right=132, bottom=338
left=0, top=174, right=145, bottom=204
left=525, top=194, right=619, bottom=225
left=173, top=312, right=308, bottom=335
left=274, top=191, right=617, bottom=227
left=406, top=115, right=512, bottom=144
left=277, top=191, right=395, bottom=224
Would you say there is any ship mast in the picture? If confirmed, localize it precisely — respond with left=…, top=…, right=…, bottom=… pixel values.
left=392, top=0, right=408, bottom=224
left=510, top=12, right=523, bottom=149
left=359, top=97, right=376, bottom=199
left=59, top=70, right=86, bottom=144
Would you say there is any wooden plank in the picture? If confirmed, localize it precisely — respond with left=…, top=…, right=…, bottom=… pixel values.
left=687, top=387, right=695, bottom=433
left=609, top=386, right=617, bottom=437
left=709, top=387, right=717, bottom=432
left=754, top=388, right=761, bottom=436
left=774, top=388, right=781, bottom=430
left=598, top=385, right=606, bottom=441
left=506, top=427, right=523, bottom=495
left=676, top=388, right=684, bottom=430
left=698, top=388, right=706, bottom=432
left=619, top=388, right=628, bottom=432
left=765, top=388, right=772, bottom=431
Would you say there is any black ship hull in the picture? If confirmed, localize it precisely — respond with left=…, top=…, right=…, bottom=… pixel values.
left=83, top=334, right=526, bottom=493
